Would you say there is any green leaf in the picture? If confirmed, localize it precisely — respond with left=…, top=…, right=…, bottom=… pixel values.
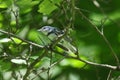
left=0, top=37, right=26, bottom=44
left=28, top=29, right=51, bottom=45
left=17, top=26, right=29, bottom=39
left=11, top=58, right=27, bottom=65
left=0, top=14, right=4, bottom=21
left=38, top=0, right=61, bottom=15
left=11, top=37, right=26, bottom=44
left=0, top=38, right=11, bottom=43
left=0, top=23, right=2, bottom=28
left=90, top=11, right=120, bottom=26
left=0, top=60, right=12, bottom=71
left=54, top=45, right=65, bottom=53
left=0, top=2, right=7, bottom=8
left=0, top=0, right=12, bottom=8
left=16, top=0, right=39, bottom=14
left=50, top=0, right=62, bottom=4
left=60, top=58, right=86, bottom=68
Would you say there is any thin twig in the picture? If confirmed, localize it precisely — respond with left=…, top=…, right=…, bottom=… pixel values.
left=75, top=7, right=120, bottom=67
left=31, top=57, right=65, bottom=80
left=23, top=49, right=48, bottom=80
left=0, top=30, right=44, bottom=48
left=52, top=49, right=117, bottom=70
left=107, top=70, right=113, bottom=80
left=47, top=51, right=53, bottom=80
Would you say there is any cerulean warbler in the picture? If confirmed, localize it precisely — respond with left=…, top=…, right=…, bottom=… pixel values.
left=38, top=26, right=64, bottom=40
left=38, top=26, right=77, bottom=55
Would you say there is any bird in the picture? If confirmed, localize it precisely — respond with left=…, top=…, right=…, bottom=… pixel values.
left=38, top=26, right=77, bottom=56
left=38, top=26, right=64, bottom=41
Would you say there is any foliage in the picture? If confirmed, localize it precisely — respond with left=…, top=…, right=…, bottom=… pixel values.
left=0, top=0, right=120, bottom=80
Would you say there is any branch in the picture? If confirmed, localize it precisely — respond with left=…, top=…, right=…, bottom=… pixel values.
left=0, top=29, right=119, bottom=71
left=75, top=7, right=120, bottom=68
left=52, top=49, right=118, bottom=70
left=0, top=29, right=44, bottom=48
left=23, top=49, right=48, bottom=80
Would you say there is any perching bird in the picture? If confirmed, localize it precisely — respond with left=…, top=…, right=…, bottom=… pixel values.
left=38, top=26, right=64, bottom=40
left=38, top=26, right=77, bottom=55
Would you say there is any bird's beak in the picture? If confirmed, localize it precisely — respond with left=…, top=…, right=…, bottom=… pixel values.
left=37, top=28, right=42, bottom=32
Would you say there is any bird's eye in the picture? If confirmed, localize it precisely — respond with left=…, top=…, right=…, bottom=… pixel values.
left=43, top=27, right=46, bottom=29
left=42, top=27, right=49, bottom=31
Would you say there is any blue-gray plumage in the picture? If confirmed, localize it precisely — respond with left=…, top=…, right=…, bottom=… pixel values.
left=38, top=26, right=63, bottom=40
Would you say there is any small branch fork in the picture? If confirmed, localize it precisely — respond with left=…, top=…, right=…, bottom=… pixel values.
left=74, top=7, right=120, bottom=69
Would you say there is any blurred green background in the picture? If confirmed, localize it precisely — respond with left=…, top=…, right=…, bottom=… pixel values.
left=0, top=0, right=120, bottom=80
